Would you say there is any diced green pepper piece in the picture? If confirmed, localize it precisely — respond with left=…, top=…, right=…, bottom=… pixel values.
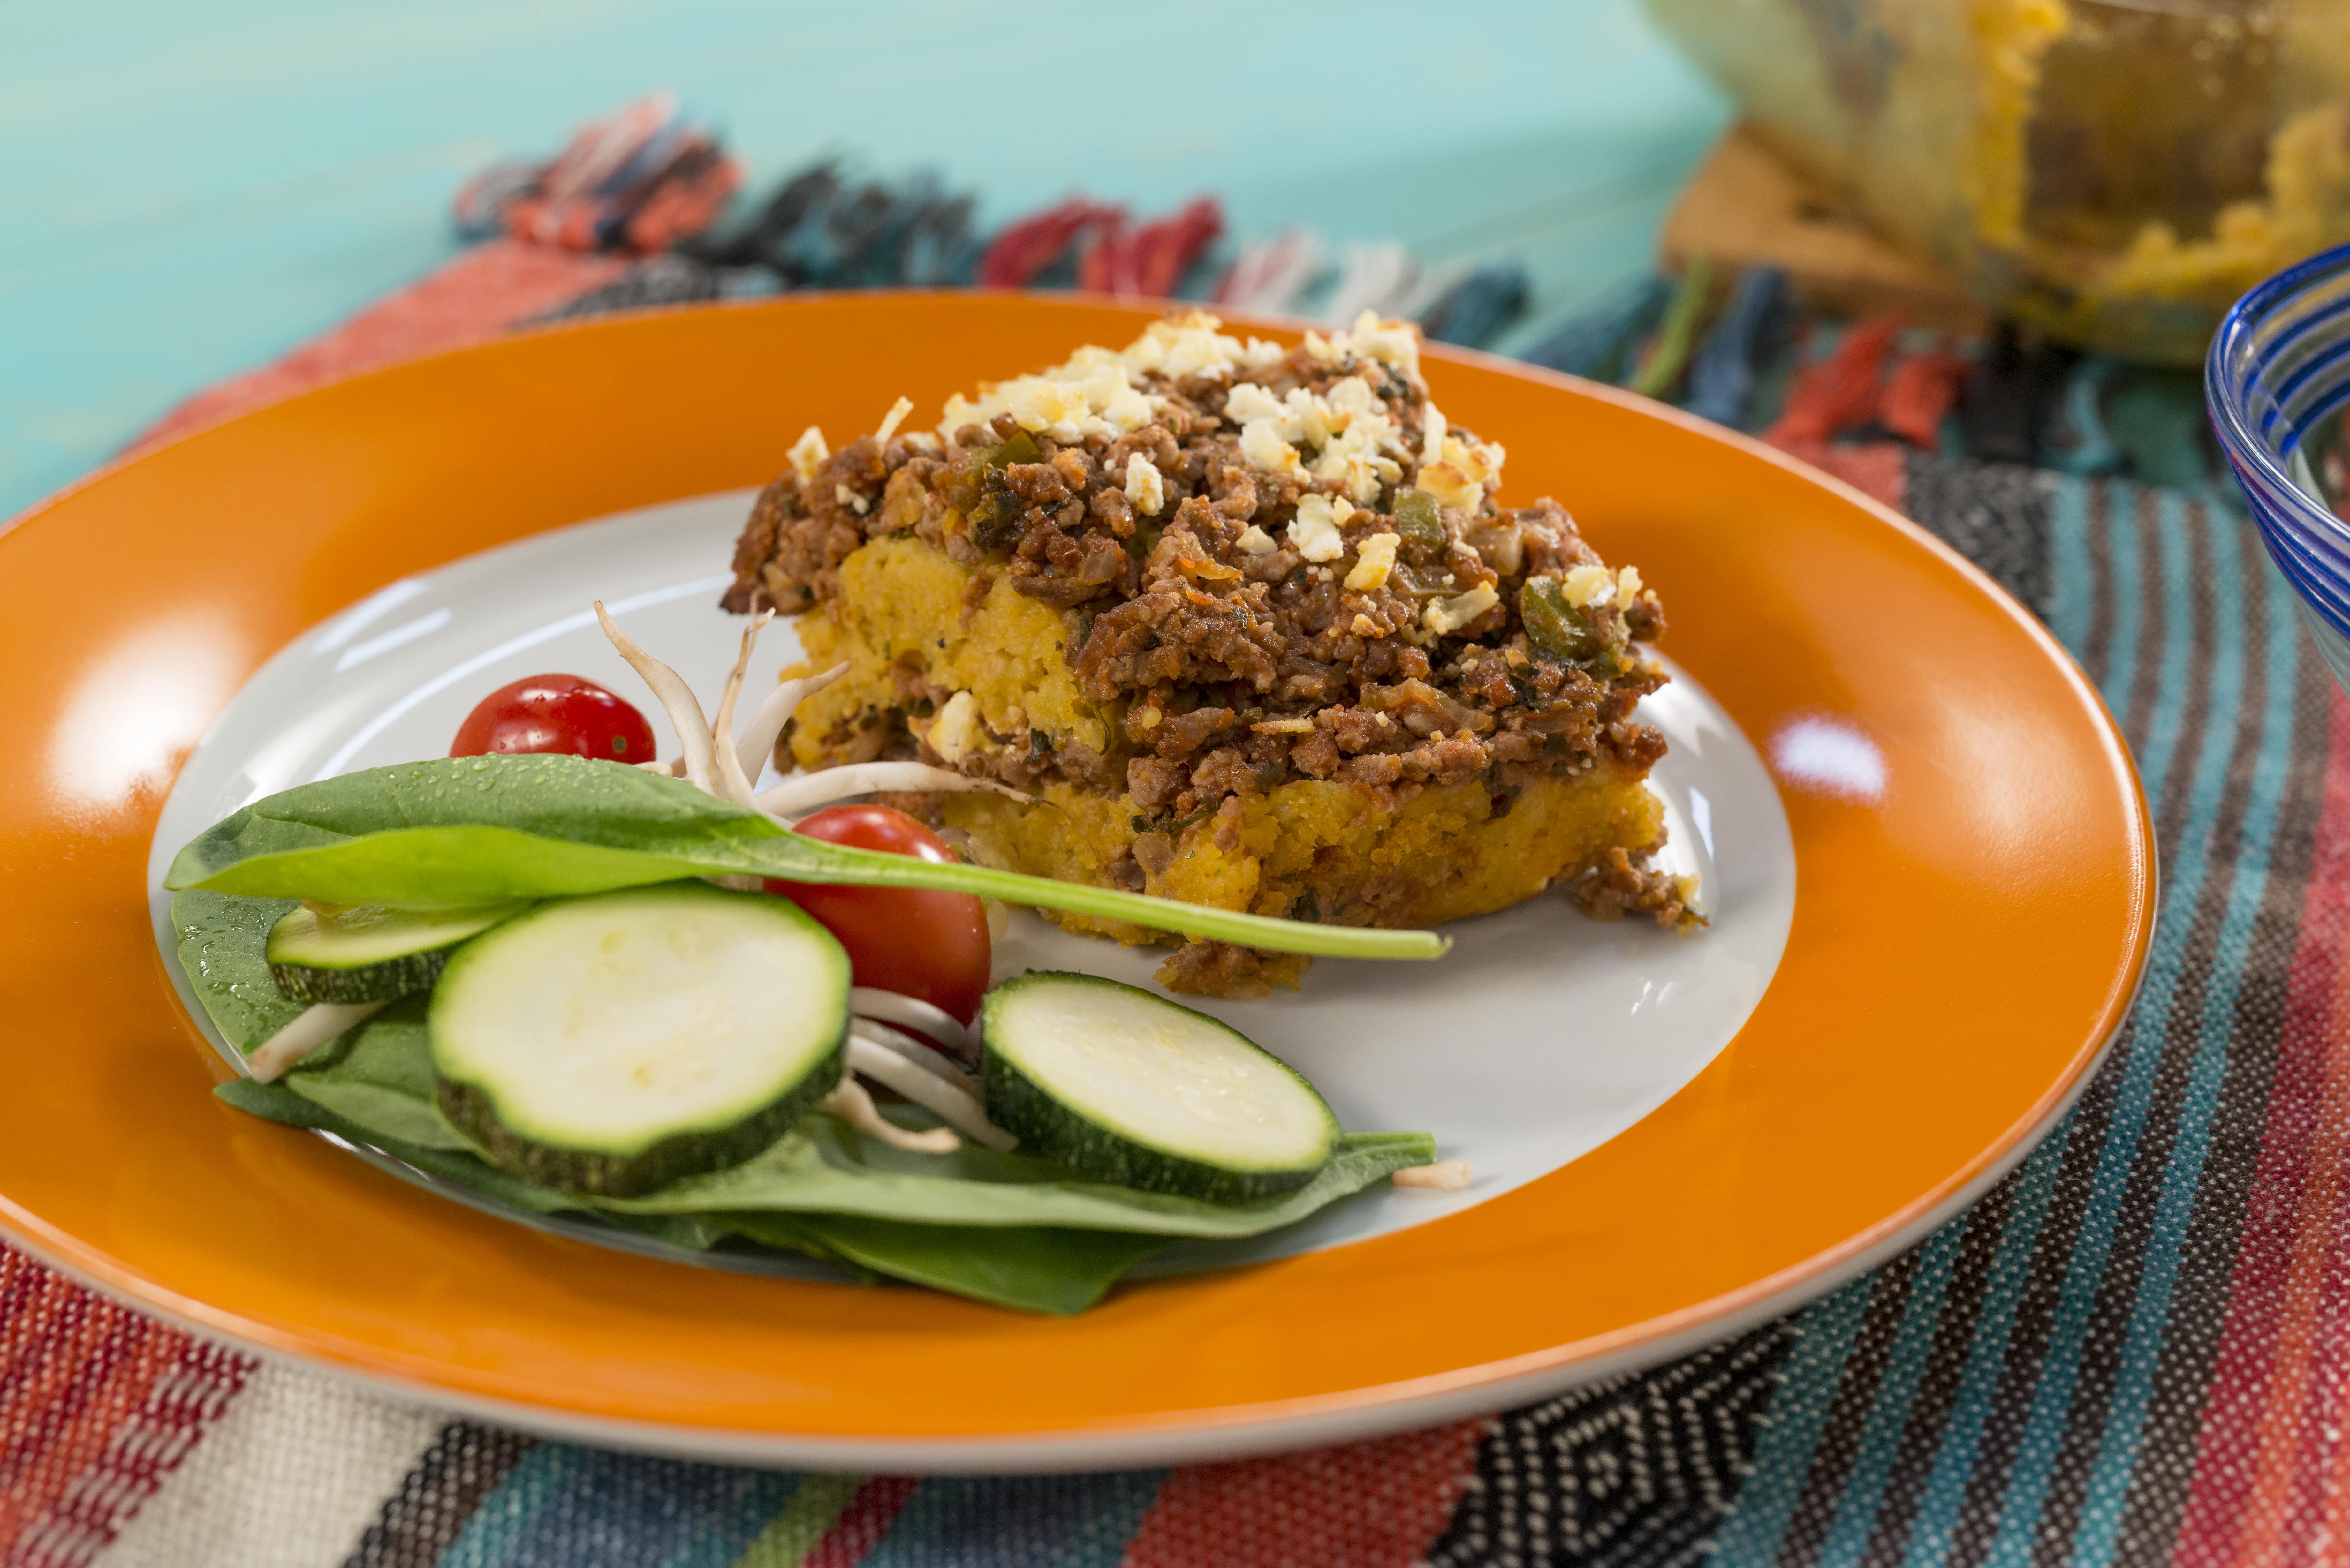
left=1393, top=489, right=1445, bottom=550
left=1519, top=576, right=1625, bottom=673
left=984, top=431, right=1042, bottom=470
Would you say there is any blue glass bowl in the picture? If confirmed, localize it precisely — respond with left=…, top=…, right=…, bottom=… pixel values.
left=2210, top=240, right=2350, bottom=691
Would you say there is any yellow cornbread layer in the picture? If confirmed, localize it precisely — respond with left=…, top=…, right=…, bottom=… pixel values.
left=942, top=766, right=1666, bottom=947
left=785, top=535, right=1111, bottom=769
left=783, top=531, right=1668, bottom=948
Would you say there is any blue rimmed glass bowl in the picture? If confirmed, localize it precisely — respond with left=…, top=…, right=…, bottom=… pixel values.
left=2210, top=240, right=2350, bottom=692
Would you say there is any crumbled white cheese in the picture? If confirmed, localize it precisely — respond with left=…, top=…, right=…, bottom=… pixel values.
left=1420, top=403, right=1447, bottom=468
left=1350, top=613, right=1383, bottom=637
left=1424, top=583, right=1499, bottom=636
left=1326, top=375, right=1378, bottom=418
left=1344, top=308, right=1421, bottom=379
left=874, top=396, right=913, bottom=444
left=1236, top=524, right=1278, bottom=555
left=929, top=691, right=984, bottom=764
left=1223, top=381, right=1285, bottom=423
left=1562, top=564, right=1615, bottom=608
left=937, top=337, right=1173, bottom=444
left=1240, top=418, right=1303, bottom=477
left=1118, top=310, right=1277, bottom=382
left=1288, top=494, right=1352, bottom=562
left=1345, top=531, right=1401, bottom=592
left=1415, top=460, right=1482, bottom=512
left=1393, top=1160, right=1472, bottom=1190
left=1285, top=386, right=1332, bottom=447
left=835, top=483, right=869, bottom=516
left=1006, top=378, right=1094, bottom=440
left=1125, top=453, right=1165, bottom=516
left=1616, top=564, right=1645, bottom=608
left=787, top=425, right=829, bottom=482
left=1440, top=433, right=1502, bottom=487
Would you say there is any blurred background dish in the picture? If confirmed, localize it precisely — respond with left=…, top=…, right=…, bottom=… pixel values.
left=2209, top=237, right=2350, bottom=690
left=1647, top=0, right=2350, bottom=363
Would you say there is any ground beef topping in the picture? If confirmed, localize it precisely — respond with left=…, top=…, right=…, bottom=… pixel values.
left=722, top=310, right=1671, bottom=819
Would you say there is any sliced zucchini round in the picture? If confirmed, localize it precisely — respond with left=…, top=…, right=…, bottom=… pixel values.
left=429, top=883, right=848, bottom=1197
left=980, top=972, right=1340, bottom=1202
left=267, top=900, right=531, bottom=1004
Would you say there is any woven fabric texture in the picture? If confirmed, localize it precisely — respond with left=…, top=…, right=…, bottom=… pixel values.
left=9, top=248, right=2346, bottom=1564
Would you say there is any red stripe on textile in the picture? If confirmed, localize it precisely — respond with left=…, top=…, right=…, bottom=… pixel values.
left=125, top=239, right=630, bottom=454
left=1119, top=1418, right=1490, bottom=1568
left=974, top=200, right=1123, bottom=290
left=2172, top=687, right=2350, bottom=1567
left=800, top=1474, right=918, bottom=1568
left=0, top=1251, right=190, bottom=1554
left=1077, top=198, right=1223, bottom=301
left=1877, top=350, right=1970, bottom=449
left=3, top=1339, right=254, bottom=1568
left=1763, top=437, right=1908, bottom=514
left=1764, top=316, right=1901, bottom=447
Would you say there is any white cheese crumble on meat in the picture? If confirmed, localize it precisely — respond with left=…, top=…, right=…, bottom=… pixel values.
left=1424, top=583, right=1499, bottom=636
left=1345, top=531, right=1401, bottom=592
left=787, top=425, right=829, bottom=482
left=1240, top=418, right=1304, bottom=477
left=1288, top=494, right=1353, bottom=562
left=1125, top=453, right=1165, bottom=516
left=1236, top=524, right=1278, bottom=555
left=1562, top=564, right=1615, bottom=608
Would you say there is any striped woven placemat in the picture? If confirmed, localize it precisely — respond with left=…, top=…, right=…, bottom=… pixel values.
left=6, top=237, right=2334, bottom=1567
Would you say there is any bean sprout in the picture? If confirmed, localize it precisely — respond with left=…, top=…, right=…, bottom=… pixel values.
left=755, top=763, right=1029, bottom=819
left=735, top=663, right=848, bottom=782
left=707, top=611, right=770, bottom=808
left=823, top=1074, right=961, bottom=1153
left=846, top=1029, right=1015, bottom=1151
left=850, top=987, right=974, bottom=1061
left=594, top=601, right=717, bottom=792
left=246, top=1000, right=389, bottom=1083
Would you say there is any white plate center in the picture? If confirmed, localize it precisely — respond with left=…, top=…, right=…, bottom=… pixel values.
left=148, top=491, right=1796, bottom=1274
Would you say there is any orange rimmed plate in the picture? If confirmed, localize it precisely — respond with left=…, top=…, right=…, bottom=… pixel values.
left=0, top=294, right=2153, bottom=1469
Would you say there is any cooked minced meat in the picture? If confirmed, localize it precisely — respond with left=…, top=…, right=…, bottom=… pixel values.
left=723, top=311, right=1672, bottom=836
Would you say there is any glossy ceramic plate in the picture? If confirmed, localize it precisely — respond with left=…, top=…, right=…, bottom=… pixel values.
left=0, top=294, right=2153, bottom=1469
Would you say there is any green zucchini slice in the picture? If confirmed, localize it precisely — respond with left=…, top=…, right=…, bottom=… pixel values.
left=428, top=883, right=848, bottom=1197
left=980, top=972, right=1341, bottom=1202
left=267, top=900, right=531, bottom=1003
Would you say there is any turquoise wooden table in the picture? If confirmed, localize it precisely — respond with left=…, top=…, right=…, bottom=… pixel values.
left=0, top=0, right=1725, bottom=524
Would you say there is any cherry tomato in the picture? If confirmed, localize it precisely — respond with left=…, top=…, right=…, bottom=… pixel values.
left=765, top=805, right=991, bottom=1025
left=450, top=674, right=656, bottom=764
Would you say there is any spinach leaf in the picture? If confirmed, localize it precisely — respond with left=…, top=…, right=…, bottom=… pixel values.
left=277, top=999, right=471, bottom=1151
left=172, top=889, right=302, bottom=1053
left=164, top=755, right=1446, bottom=960
left=600, top=1120, right=1437, bottom=1237
left=719, top=1214, right=1165, bottom=1315
left=216, top=1079, right=1164, bottom=1313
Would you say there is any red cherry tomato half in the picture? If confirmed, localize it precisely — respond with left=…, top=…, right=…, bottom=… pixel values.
left=450, top=674, right=657, bottom=764
left=765, top=804, right=991, bottom=1026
